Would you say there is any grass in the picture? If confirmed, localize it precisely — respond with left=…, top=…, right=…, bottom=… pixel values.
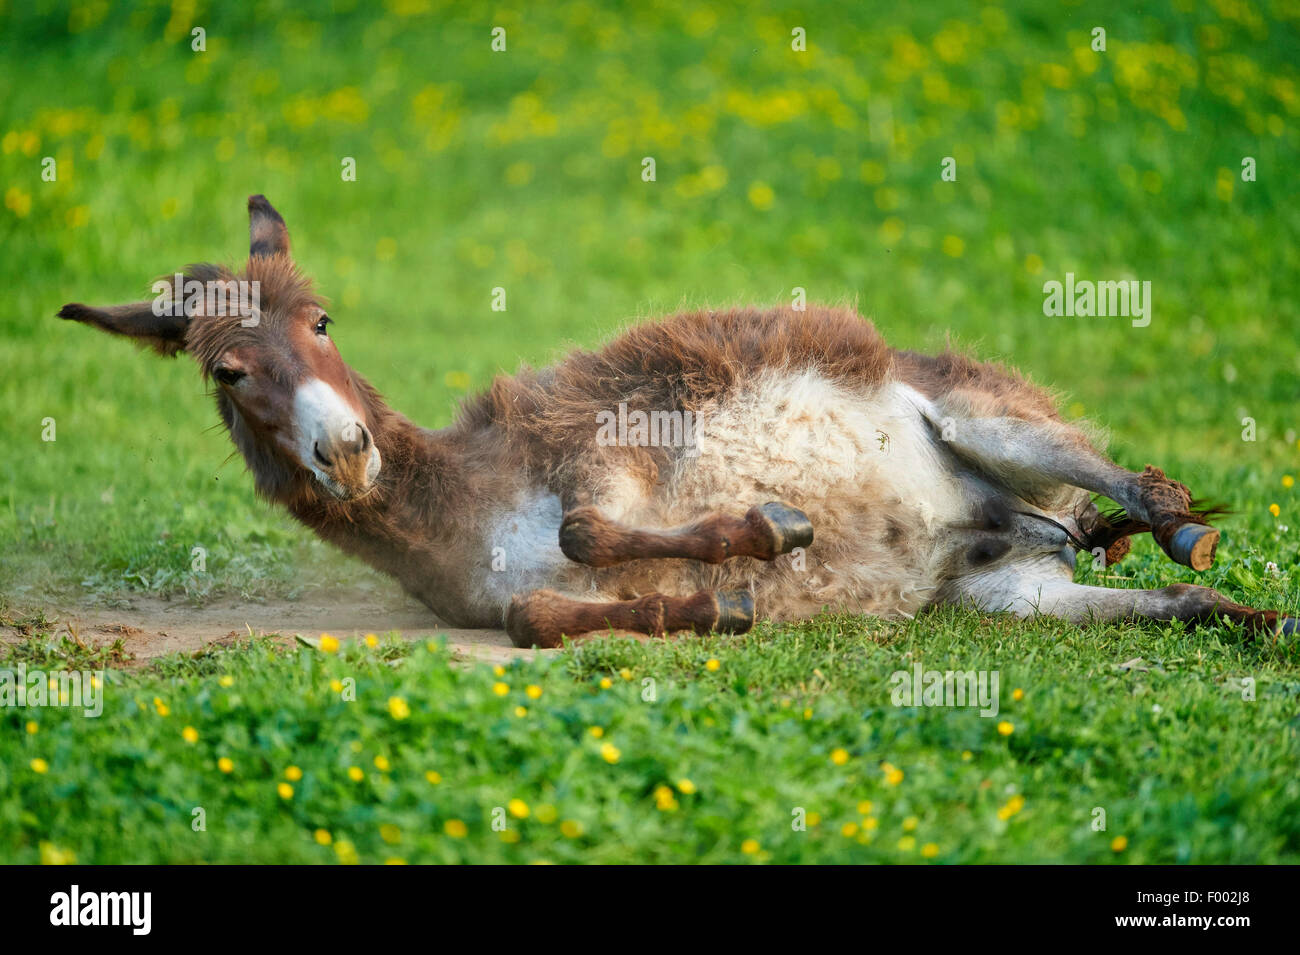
left=1, top=0, right=1299, bottom=862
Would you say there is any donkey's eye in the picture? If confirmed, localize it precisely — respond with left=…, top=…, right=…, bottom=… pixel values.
left=315, top=315, right=331, bottom=336
left=214, top=367, right=245, bottom=386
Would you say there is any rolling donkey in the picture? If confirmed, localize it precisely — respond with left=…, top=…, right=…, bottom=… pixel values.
left=58, top=196, right=1296, bottom=647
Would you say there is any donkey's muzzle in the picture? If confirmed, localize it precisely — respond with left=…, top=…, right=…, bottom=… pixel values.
left=313, top=422, right=380, bottom=498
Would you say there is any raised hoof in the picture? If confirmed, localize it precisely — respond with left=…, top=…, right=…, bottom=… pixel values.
left=1278, top=617, right=1300, bottom=637
left=1166, top=523, right=1219, bottom=571
left=712, top=590, right=755, bottom=634
left=751, top=501, right=814, bottom=556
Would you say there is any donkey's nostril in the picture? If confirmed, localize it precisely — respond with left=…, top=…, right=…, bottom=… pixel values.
left=313, top=442, right=333, bottom=469
left=357, top=424, right=371, bottom=452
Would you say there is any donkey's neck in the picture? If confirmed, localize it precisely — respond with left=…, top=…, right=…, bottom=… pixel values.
left=220, top=374, right=485, bottom=622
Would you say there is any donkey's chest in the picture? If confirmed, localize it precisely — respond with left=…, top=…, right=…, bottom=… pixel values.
left=470, top=489, right=584, bottom=611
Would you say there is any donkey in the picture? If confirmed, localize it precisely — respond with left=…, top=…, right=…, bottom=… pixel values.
left=58, top=196, right=1296, bottom=648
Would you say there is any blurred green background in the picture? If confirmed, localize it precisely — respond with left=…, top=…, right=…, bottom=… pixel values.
left=2, top=0, right=1298, bottom=606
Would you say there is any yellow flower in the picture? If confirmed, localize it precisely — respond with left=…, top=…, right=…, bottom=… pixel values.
left=747, top=181, right=775, bottom=210
left=319, top=634, right=340, bottom=653
left=921, top=842, right=940, bottom=858
left=1012, top=688, right=1024, bottom=701
left=560, top=819, right=584, bottom=838
left=39, top=841, right=75, bottom=865
left=830, top=748, right=850, bottom=765
left=278, top=783, right=294, bottom=799
left=385, top=856, right=408, bottom=864
left=599, top=677, right=612, bottom=689
left=388, top=696, right=411, bottom=720
left=514, top=705, right=528, bottom=717
left=677, top=778, right=697, bottom=795
left=348, top=766, right=364, bottom=782
left=217, top=757, right=234, bottom=774
left=508, top=798, right=530, bottom=818
left=334, top=840, right=359, bottom=864
left=654, top=785, right=679, bottom=811
left=329, top=679, right=343, bottom=693
left=619, top=668, right=633, bottom=681
left=525, top=684, right=542, bottom=700
left=30, top=758, right=49, bottom=774
left=380, top=823, right=402, bottom=844
left=600, top=742, right=621, bottom=764
left=25, top=721, right=38, bottom=735
left=425, top=770, right=442, bottom=784
left=444, top=819, right=468, bottom=838
left=218, top=674, right=234, bottom=687
left=153, top=697, right=170, bottom=717
left=535, top=803, right=558, bottom=823
left=841, top=822, right=859, bottom=837
left=364, top=633, right=378, bottom=648
left=961, top=750, right=973, bottom=761
left=1111, top=835, right=1128, bottom=852
left=857, top=800, right=873, bottom=815
left=902, top=815, right=918, bottom=832
left=314, top=829, right=332, bottom=846
left=374, top=755, right=390, bottom=771
left=705, top=658, right=720, bottom=672
left=740, top=838, right=760, bottom=854
left=498, top=830, right=520, bottom=844
left=1284, top=475, right=1295, bottom=489
left=588, top=726, right=604, bottom=738
left=493, top=665, right=506, bottom=677
left=897, top=836, right=916, bottom=851
left=1269, top=503, right=1281, bottom=517
left=997, top=721, right=1014, bottom=735
left=285, top=766, right=303, bottom=781
left=492, top=682, right=510, bottom=696
left=881, top=762, right=905, bottom=786
left=863, top=816, right=878, bottom=830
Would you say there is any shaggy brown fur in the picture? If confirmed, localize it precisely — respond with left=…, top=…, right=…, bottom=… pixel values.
left=57, top=195, right=1294, bottom=646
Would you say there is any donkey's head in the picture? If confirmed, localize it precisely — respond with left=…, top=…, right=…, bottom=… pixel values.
left=58, top=195, right=381, bottom=502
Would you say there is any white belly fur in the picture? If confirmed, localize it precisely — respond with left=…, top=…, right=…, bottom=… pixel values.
left=474, top=371, right=965, bottom=622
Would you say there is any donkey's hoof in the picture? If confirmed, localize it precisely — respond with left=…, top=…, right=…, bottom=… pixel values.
left=751, top=502, right=814, bottom=557
left=1277, top=617, right=1300, bottom=637
left=712, top=590, right=755, bottom=634
left=1167, top=523, right=1219, bottom=571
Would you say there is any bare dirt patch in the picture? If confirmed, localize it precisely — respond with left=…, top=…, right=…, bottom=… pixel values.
left=0, top=590, right=530, bottom=668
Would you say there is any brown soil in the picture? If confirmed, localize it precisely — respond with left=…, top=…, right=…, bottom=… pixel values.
left=0, top=590, right=531, bottom=669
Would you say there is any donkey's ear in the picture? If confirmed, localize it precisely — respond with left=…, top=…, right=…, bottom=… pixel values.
left=248, top=194, right=290, bottom=258
left=57, top=301, right=188, bottom=356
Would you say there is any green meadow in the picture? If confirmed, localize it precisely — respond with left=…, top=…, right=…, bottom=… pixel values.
left=1, top=0, right=1298, bottom=863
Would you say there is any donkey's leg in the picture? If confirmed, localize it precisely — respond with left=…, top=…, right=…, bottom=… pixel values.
left=558, top=502, right=813, bottom=568
left=505, top=588, right=756, bottom=649
left=954, top=563, right=1297, bottom=637
left=932, top=414, right=1219, bottom=570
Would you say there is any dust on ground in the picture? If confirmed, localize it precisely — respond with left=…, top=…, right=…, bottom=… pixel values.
left=0, top=589, right=531, bottom=669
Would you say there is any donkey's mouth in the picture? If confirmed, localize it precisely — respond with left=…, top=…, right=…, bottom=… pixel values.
left=308, top=444, right=382, bottom=501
